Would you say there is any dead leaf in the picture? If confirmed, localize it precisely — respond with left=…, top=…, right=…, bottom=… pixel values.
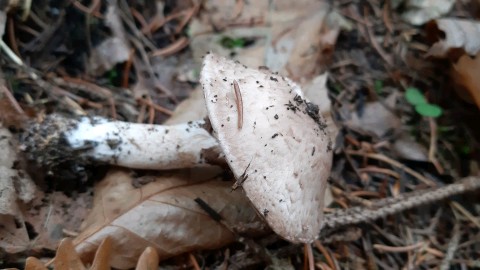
left=399, top=0, right=455, bottom=26
left=74, top=168, right=266, bottom=269
left=0, top=125, right=36, bottom=253
left=267, top=6, right=340, bottom=80
left=392, top=134, right=429, bottom=161
left=427, top=18, right=480, bottom=57
left=346, top=93, right=401, bottom=138
left=135, top=247, right=159, bottom=270
left=189, top=0, right=343, bottom=80
left=54, top=238, right=87, bottom=270
left=88, top=3, right=130, bottom=75
left=23, top=190, right=92, bottom=252
left=90, top=237, right=112, bottom=270
left=452, top=52, right=480, bottom=109
left=25, top=257, right=48, bottom=270
left=24, top=237, right=159, bottom=270
left=164, top=87, right=207, bottom=125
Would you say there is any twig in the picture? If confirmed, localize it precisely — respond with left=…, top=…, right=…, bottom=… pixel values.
left=122, top=49, right=135, bottom=88
left=323, top=176, right=480, bottom=229
left=137, top=97, right=173, bottom=116
left=440, top=224, right=461, bottom=270
left=0, top=39, right=24, bottom=66
left=189, top=253, right=201, bottom=270
left=346, top=150, right=437, bottom=187
left=151, top=37, right=189, bottom=57
left=7, top=17, right=21, bottom=57
left=304, top=244, right=314, bottom=270
left=450, top=201, right=480, bottom=229
left=1, top=85, right=25, bottom=115
left=314, top=240, right=336, bottom=270
left=428, top=117, right=444, bottom=174
left=363, top=7, right=393, bottom=66
left=373, top=241, right=425, bottom=253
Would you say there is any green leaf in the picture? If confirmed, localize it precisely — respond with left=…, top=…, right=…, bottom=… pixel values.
left=405, top=87, right=427, bottom=105
left=219, top=36, right=246, bottom=49
left=374, top=80, right=383, bottom=93
left=415, top=103, right=443, bottom=118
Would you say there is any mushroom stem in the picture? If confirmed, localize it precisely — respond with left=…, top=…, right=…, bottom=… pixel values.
left=22, top=114, right=223, bottom=173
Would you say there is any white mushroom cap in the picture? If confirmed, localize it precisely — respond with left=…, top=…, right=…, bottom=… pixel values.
left=200, top=53, right=333, bottom=243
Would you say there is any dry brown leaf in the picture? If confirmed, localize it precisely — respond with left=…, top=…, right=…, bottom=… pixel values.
left=190, top=0, right=342, bottom=80
left=23, top=190, right=91, bottom=252
left=73, top=168, right=265, bottom=269
left=54, top=238, right=87, bottom=270
left=24, top=237, right=160, bottom=270
left=399, top=0, right=454, bottom=26
left=0, top=125, right=37, bottom=253
left=427, top=19, right=480, bottom=57
left=267, top=5, right=340, bottom=80
left=135, top=247, right=159, bottom=270
left=25, top=257, right=48, bottom=270
left=90, top=237, right=112, bottom=270
left=164, top=87, right=207, bottom=125
left=452, top=52, right=480, bottom=109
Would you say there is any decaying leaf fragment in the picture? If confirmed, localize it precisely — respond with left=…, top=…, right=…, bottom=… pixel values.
left=398, top=0, right=454, bottom=26
left=74, top=168, right=265, bottom=269
left=427, top=19, right=480, bottom=58
left=0, top=124, right=36, bottom=253
left=24, top=237, right=159, bottom=270
left=452, top=51, right=480, bottom=109
left=426, top=18, right=480, bottom=109
left=88, top=2, right=130, bottom=75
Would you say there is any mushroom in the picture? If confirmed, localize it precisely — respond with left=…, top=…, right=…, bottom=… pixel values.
left=201, top=53, right=333, bottom=243
left=21, top=115, right=223, bottom=175
left=21, top=53, right=333, bottom=243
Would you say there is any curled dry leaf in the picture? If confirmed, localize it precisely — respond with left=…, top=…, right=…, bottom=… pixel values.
left=135, top=247, right=159, bottom=270
left=427, top=19, right=480, bottom=58
left=452, top=52, right=480, bottom=109
left=399, top=0, right=454, bottom=26
left=54, top=238, right=87, bottom=270
left=426, top=18, right=480, bottom=108
left=24, top=237, right=159, bottom=270
left=74, top=168, right=265, bottom=269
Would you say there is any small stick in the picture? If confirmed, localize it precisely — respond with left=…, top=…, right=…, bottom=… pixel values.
left=233, top=80, right=243, bottom=129
left=373, top=241, right=425, bottom=253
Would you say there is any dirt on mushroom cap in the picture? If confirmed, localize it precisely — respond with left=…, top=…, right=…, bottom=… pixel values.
left=200, top=53, right=333, bottom=243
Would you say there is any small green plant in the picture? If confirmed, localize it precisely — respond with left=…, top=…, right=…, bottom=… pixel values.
left=219, top=36, right=246, bottom=49
left=107, top=69, right=119, bottom=87
left=405, top=87, right=443, bottom=118
left=374, top=80, right=383, bottom=94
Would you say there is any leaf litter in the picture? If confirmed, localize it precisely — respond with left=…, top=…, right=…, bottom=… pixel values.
left=1, top=0, right=480, bottom=269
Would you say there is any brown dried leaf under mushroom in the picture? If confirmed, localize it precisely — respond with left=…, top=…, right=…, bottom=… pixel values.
left=21, top=53, right=334, bottom=244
